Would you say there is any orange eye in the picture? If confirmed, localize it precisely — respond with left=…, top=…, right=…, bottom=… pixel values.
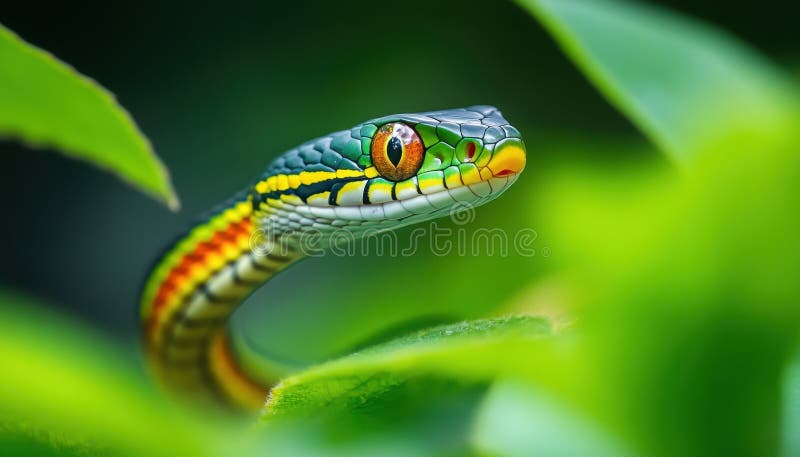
left=370, top=123, right=424, bottom=181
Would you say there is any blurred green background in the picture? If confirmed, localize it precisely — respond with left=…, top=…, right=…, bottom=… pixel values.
left=0, top=0, right=627, bottom=337
left=1, top=0, right=796, bottom=345
left=2, top=1, right=800, bottom=456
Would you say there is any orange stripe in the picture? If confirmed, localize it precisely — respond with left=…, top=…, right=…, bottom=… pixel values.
left=145, top=217, right=253, bottom=344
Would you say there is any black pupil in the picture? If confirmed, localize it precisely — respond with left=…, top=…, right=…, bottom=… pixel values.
left=387, top=136, right=403, bottom=167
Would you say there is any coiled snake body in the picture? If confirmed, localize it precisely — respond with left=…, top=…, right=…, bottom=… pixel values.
left=140, top=106, right=526, bottom=411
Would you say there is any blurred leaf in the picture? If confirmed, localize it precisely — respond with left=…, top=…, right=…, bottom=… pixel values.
left=526, top=115, right=800, bottom=456
left=258, top=382, right=491, bottom=457
left=264, top=317, right=551, bottom=416
left=0, top=24, right=178, bottom=209
left=514, top=0, right=800, bottom=161
left=472, top=379, right=634, bottom=457
left=498, top=4, right=800, bottom=452
left=0, top=289, right=241, bottom=457
left=1, top=420, right=98, bottom=457
left=783, top=349, right=800, bottom=457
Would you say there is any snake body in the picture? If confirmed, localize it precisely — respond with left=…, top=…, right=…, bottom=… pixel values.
left=139, top=106, right=526, bottom=411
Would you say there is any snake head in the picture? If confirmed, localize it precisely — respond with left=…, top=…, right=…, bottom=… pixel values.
left=253, top=106, right=526, bottom=235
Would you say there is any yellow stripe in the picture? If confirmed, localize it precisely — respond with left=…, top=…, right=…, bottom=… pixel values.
left=300, top=171, right=333, bottom=186
left=395, top=178, right=419, bottom=199
left=459, top=164, right=482, bottom=185
left=418, top=172, right=445, bottom=194
left=364, top=166, right=379, bottom=178
left=276, top=175, right=290, bottom=191
left=368, top=180, right=394, bottom=203
left=307, top=191, right=331, bottom=206
left=140, top=199, right=252, bottom=319
left=336, top=169, right=364, bottom=179
left=280, top=194, right=304, bottom=205
left=256, top=169, right=367, bottom=194
left=336, top=180, right=368, bottom=205
left=444, top=167, right=463, bottom=188
left=255, top=180, right=271, bottom=193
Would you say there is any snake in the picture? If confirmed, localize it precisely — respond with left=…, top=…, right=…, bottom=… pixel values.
left=139, top=106, right=527, bottom=411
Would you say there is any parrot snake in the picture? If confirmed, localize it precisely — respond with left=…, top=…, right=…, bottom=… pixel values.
left=139, top=106, right=527, bottom=411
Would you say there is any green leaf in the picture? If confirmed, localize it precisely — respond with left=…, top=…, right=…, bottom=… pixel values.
left=263, top=317, right=552, bottom=417
left=0, top=289, right=238, bottom=457
left=528, top=105, right=800, bottom=454
left=472, top=379, right=634, bottom=457
left=0, top=24, right=178, bottom=209
left=513, top=0, right=800, bottom=161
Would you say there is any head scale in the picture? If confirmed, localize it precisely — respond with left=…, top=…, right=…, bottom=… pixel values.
left=252, top=106, right=526, bottom=236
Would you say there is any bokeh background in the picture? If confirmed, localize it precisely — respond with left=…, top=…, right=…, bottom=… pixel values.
left=1, top=0, right=798, bottom=363
left=3, top=2, right=800, bottom=456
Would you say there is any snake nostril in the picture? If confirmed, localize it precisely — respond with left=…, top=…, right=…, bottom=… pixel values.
left=465, top=142, right=476, bottom=161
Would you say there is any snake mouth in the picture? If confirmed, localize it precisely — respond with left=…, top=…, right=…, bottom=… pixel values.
left=400, top=173, right=519, bottom=219
left=285, top=173, right=519, bottom=231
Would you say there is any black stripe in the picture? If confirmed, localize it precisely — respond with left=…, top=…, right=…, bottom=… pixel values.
left=164, top=306, right=228, bottom=336
left=329, top=181, right=348, bottom=206
left=248, top=253, right=277, bottom=273
left=172, top=312, right=227, bottom=330
left=257, top=177, right=364, bottom=203
left=163, top=352, right=204, bottom=368
left=199, top=283, right=237, bottom=305
left=164, top=333, right=232, bottom=407
left=155, top=310, right=236, bottom=408
left=231, top=261, right=263, bottom=287
left=162, top=369, right=204, bottom=383
left=163, top=334, right=207, bottom=348
left=159, top=312, right=209, bottom=366
left=362, top=180, right=372, bottom=204
left=164, top=343, right=202, bottom=357
left=265, top=249, right=293, bottom=262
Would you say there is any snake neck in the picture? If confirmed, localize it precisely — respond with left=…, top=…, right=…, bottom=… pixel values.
left=140, top=191, right=305, bottom=411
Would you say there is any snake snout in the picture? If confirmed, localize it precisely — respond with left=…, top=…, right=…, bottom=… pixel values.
left=486, top=138, right=526, bottom=178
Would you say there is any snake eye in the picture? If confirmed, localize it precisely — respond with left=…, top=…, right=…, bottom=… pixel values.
left=371, top=123, right=424, bottom=181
